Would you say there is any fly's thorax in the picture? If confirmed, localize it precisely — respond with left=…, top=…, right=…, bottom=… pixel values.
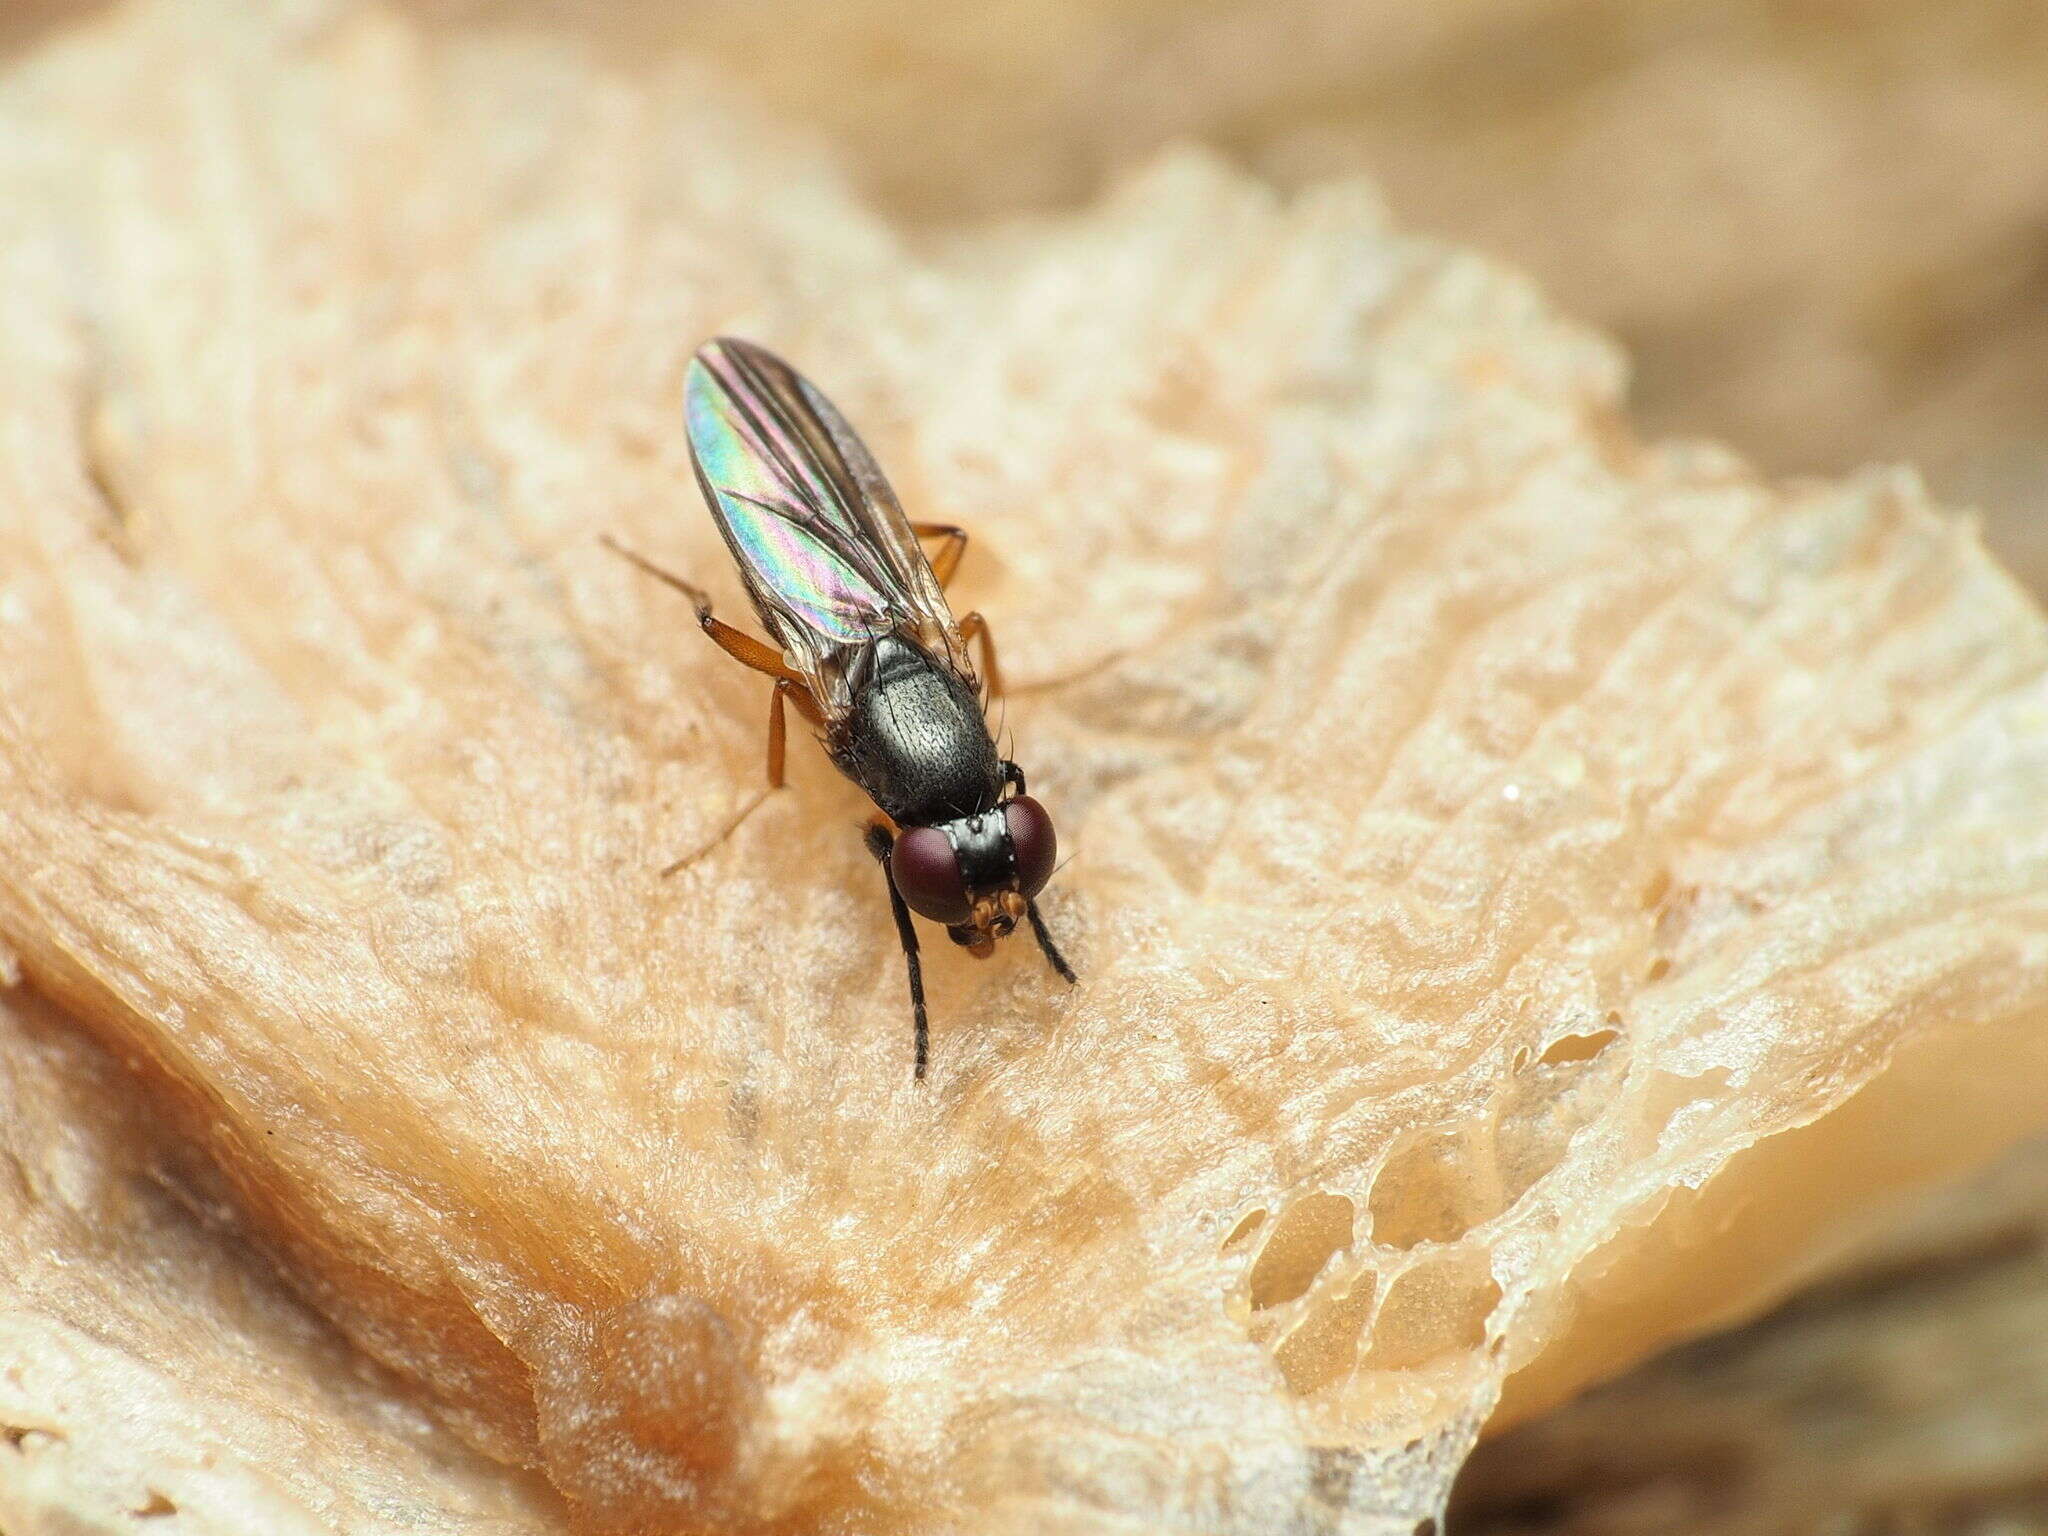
left=833, top=634, right=1001, bottom=826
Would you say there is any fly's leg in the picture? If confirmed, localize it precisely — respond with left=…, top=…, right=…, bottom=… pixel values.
left=606, top=537, right=829, bottom=874
left=911, top=522, right=969, bottom=590
left=605, top=535, right=822, bottom=749
left=657, top=677, right=824, bottom=879
left=957, top=610, right=1004, bottom=701
left=865, top=820, right=930, bottom=1081
left=1025, top=898, right=1078, bottom=986
left=907, top=525, right=1002, bottom=698
left=764, top=676, right=826, bottom=788
left=602, top=535, right=801, bottom=683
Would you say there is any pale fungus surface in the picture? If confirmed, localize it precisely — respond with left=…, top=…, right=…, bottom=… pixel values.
left=2, top=5, right=2048, bottom=1534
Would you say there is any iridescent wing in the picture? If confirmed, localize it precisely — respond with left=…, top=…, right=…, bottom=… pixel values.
left=683, top=338, right=968, bottom=713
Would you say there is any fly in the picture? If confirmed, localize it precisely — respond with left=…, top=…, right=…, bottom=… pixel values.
left=606, top=337, right=1076, bottom=1080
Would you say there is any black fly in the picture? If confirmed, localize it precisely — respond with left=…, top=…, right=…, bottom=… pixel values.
left=607, top=338, right=1075, bottom=1079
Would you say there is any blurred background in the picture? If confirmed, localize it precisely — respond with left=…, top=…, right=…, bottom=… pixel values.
left=19, top=0, right=2038, bottom=597
left=10, top=1, right=2046, bottom=1529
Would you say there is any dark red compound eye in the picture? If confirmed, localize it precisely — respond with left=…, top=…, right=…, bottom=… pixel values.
left=1004, top=796, right=1057, bottom=900
left=890, top=826, right=971, bottom=925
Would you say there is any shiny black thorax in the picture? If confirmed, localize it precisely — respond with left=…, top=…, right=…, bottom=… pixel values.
left=832, top=634, right=1004, bottom=832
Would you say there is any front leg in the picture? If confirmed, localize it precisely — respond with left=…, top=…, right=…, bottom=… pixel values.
left=1026, top=898, right=1077, bottom=985
left=865, top=820, right=930, bottom=1081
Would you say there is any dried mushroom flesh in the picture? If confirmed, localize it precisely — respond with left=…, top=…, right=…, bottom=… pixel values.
left=0, top=4, right=2046, bottom=1533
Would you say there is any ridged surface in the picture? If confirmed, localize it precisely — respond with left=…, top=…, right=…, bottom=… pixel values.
left=0, top=4, right=2046, bottom=1532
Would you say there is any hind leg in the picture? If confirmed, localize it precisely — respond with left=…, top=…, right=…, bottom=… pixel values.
left=603, top=535, right=806, bottom=684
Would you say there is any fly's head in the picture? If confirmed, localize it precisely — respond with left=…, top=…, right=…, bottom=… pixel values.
left=889, top=793, right=1057, bottom=955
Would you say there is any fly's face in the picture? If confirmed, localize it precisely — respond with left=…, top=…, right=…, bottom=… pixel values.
left=889, top=795, right=1058, bottom=957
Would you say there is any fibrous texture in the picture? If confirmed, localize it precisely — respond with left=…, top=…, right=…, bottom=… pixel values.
left=522, top=0, right=2048, bottom=594
left=1454, top=1137, right=2048, bottom=1533
left=2, top=4, right=2047, bottom=1532
left=0, top=987, right=558, bottom=1534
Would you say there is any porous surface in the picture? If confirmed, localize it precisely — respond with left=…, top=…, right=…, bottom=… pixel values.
left=2, top=3, right=2048, bottom=1532
left=1453, top=1138, right=2048, bottom=1534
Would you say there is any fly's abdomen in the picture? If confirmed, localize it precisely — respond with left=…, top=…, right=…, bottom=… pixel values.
left=837, top=637, right=1001, bottom=826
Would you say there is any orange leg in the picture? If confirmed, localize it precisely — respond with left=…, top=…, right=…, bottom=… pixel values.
left=607, top=537, right=836, bottom=874
left=906, top=526, right=1002, bottom=699
left=602, top=536, right=802, bottom=683
left=605, top=535, right=824, bottom=778
left=659, top=679, right=824, bottom=878
left=763, top=674, right=825, bottom=788
left=912, top=522, right=969, bottom=590
left=957, top=610, right=1003, bottom=701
